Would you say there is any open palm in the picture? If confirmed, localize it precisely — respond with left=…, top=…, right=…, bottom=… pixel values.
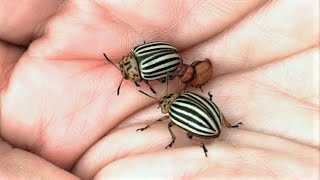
left=0, top=0, right=319, bottom=179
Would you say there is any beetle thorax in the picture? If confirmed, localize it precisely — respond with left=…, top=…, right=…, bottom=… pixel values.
left=120, top=52, right=142, bottom=82
left=158, top=93, right=180, bottom=114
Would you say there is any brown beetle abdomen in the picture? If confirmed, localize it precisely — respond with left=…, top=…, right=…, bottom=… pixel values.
left=190, top=59, right=213, bottom=88
left=176, top=64, right=195, bottom=84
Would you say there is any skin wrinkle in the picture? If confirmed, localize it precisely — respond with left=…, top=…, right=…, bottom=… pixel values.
left=245, top=75, right=317, bottom=110
left=59, top=89, right=101, bottom=127
left=93, top=0, right=137, bottom=42
left=64, top=94, right=100, bottom=135
left=206, top=45, right=319, bottom=89
left=0, top=1, right=64, bottom=45
left=222, top=133, right=314, bottom=163
left=94, top=143, right=312, bottom=179
left=257, top=148, right=313, bottom=179
left=38, top=82, right=55, bottom=152
left=161, top=1, right=184, bottom=39
left=269, top=79, right=317, bottom=109
left=94, top=3, right=139, bottom=60
left=252, top=23, right=308, bottom=59
left=0, top=42, right=24, bottom=141
left=72, top=124, right=173, bottom=178
left=55, top=91, right=103, bottom=132
left=29, top=2, right=71, bottom=56
left=0, top=63, right=15, bottom=92
left=73, top=135, right=125, bottom=175
left=106, top=99, right=159, bottom=132
left=0, top=97, right=1, bottom=137
left=98, top=0, right=166, bottom=31
left=207, top=1, right=239, bottom=17
left=184, top=0, right=266, bottom=49
left=251, top=47, right=319, bottom=108
left=68, top=62, right=107, bottom=77
left=0, top=138, right=13, bottom=156
left=231, top=75, right=318, bottom=148
left=235, top=146, right=280, bottom=179
left=33, top=114, right=49, bottom=156
left=214, top=0, right=269, bottom=37
left=30, top=0, right=65, bottom=43
left=67, top=85, right=164, bottom=169
left=255, top=1, right=317, bottom=52
left=231, top=146, right=309, bottom=179
left=0, top=42, right=23, bottom=90
left=211, top=41, right=318, bottom=80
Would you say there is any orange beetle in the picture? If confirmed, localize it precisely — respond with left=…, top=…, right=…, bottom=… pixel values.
left=176, top=59, right=213, bottom=91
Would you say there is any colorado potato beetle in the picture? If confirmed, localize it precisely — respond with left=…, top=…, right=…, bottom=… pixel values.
left=103, top=41, right=182, bottom=95
left=137, top=91, right=242, bottom=157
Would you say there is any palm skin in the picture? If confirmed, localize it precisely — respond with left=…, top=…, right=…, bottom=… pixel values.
left=0, top=0, right=319, bottom=179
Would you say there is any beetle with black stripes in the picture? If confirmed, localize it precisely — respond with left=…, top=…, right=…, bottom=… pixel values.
left=103, top=41, right=182, bottom=95
left=137, top=91, right=243, bottom=157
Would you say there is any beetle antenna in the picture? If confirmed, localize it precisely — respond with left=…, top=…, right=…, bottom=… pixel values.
left=166, top=72, right=169, bottom=95
left=139, top=90, right=157, bottom=99
left=117, top=78, right=124, bottom=95
left=103, top=53, right=120, bottom=70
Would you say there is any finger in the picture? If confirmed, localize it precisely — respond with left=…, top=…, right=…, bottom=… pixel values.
left=0, top=138, right=78, bottom=179
left=183, top=0, right=319, bottom=76
left=73, top=124, right=172, bottom=180
left=28, top=0, right=268, bottom=59
left=0, top=0, right=63, bottom=45
left=0, top=41, right=24, bottom=90
left=94, top=147, right=316, bottom=179
left=208, top=47, right=319, bottom=147
left=72, top=125, right=317, bottom=179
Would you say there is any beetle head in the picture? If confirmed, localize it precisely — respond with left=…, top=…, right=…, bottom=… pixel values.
left=158, top=93, right=180, bottom=114
left=120, top=53, right=142, bottom=82
left=103, top=53, right=141, bottom=95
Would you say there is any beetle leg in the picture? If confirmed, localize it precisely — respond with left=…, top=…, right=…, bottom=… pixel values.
left=169, top=73, right=175, bottom=80
left=222, top=114, right=243, bottom=128
left=183, top=83, right=189, bottom=92
left=199, top=86, right=203, bottom=93
left=134, top=82, right=141, bottom=87
left=208, top=91, right=213, bottom=101
left=183, top=85, right=187, bottom=93
left=166, top=72, right=169, bottom=95
left=165, top=122, right=176, bottom=149
left=144, top=80, right=156, bottom=94
left=136, top=116, right=170, bottom=132
left=187, top=132, right=208, bottom=157
left=158, top=77, right=166, bottom=83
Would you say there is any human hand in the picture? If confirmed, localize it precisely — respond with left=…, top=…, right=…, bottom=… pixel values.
left=0, top=0, right=319, bottom=179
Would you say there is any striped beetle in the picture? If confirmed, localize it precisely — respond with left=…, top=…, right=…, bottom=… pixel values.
left=137, top=91, right=242, bottom=157
left=103, top=41, right=182, bottom=95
